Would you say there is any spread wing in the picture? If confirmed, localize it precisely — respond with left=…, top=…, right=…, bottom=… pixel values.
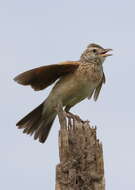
left=14, top=61, right=80, bottom=91
left=93, top=73, right=106, bottom=101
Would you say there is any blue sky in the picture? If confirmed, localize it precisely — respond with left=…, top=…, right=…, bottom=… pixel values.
left=0, top=0, right=135, bottom=189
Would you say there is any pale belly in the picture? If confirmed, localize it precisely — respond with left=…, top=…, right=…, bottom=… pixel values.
left=49, top=68, right=102, bottom=108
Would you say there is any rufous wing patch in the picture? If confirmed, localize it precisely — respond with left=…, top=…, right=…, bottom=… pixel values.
left=14, top=61, right=80, bottom=91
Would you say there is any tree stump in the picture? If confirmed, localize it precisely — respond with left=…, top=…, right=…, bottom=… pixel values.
left=55, top=105, right=105, bottom=190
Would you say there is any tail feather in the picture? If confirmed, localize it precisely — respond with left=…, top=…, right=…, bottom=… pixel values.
left=17, top=103, right=43, bottom=127
left=22, top=118, right=41, bottom=136
left=34, top=117, right=55, bottom=143
left=16, top=102, right=56, bottom=143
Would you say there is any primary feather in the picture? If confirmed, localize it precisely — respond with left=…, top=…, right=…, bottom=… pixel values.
left=14, top=61, right=80, bottom=91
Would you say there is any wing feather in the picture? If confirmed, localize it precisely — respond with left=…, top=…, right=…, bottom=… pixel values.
left=14, top=61, right=80, bottom=91
left=94, top=73, right=106, bottom=101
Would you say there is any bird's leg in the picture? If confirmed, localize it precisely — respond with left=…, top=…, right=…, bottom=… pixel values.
left=66, top=113, right=72, bottom=129
left=64, top=106, right=84, bottom=123
left=67, top=111, right=84, bottom=123
left=55, top=103, right=67, bottom=129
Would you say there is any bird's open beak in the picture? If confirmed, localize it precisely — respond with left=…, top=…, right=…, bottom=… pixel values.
left=100, top=48, right=113, bottom=57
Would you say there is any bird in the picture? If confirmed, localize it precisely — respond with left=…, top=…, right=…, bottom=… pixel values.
left=14, top=43, right=112, bottom=143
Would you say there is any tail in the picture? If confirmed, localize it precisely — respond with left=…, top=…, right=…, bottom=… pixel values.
left=16, top=102, right=56, bottom=143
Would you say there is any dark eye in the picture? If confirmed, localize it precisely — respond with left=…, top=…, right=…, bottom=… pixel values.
left=92, top=49, right=97, bottom=53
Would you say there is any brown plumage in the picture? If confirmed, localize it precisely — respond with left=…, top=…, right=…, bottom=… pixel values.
left=14, top=43, right=112, bottom=143
left=14, top=61, right=79, bottom=91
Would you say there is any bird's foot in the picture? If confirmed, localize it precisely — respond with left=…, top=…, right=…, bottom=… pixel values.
left=65, top=111, right=84, bottom=123
left=63, top=111, right=89, bottom=129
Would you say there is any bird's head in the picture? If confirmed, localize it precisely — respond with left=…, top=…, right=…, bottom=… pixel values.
left=80, top=43, right=112, bottom=64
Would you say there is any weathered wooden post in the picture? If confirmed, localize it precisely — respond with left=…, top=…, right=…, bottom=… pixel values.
left=55, top=105, right=105, bottom=190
